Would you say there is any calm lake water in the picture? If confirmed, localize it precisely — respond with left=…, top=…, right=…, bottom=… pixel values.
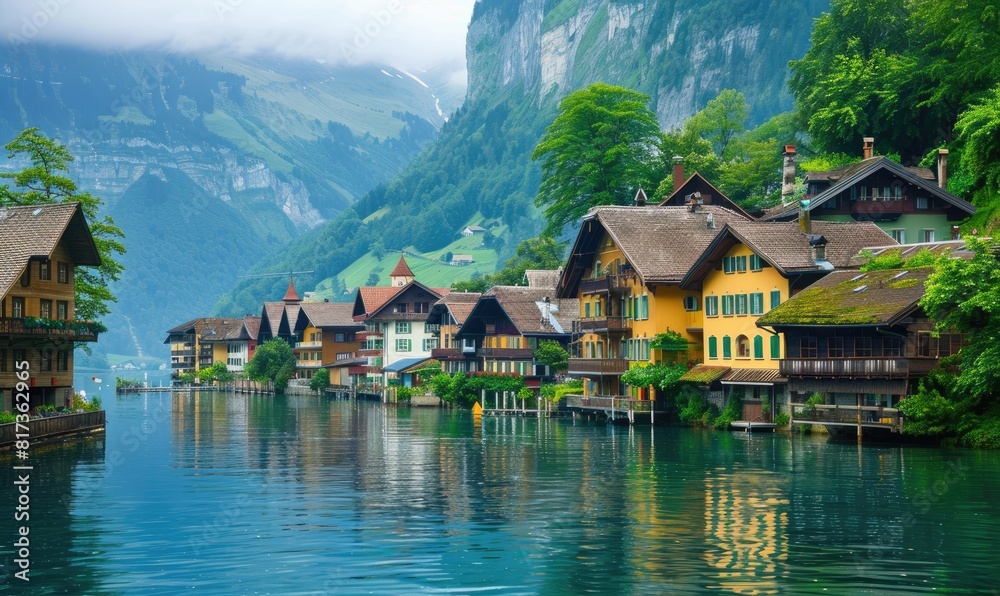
left=2, top=388, right=999, bottom=595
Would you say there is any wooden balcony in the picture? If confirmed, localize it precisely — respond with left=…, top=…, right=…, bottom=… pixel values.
left=431, top=348, right=471, bottom=361
left=295, top=340, right=323, bottom=349
left=780, top=358, right=909, bottom=379
left=579, top=271, right=638, bottom=295
left=0, top=317, right=98, bottom=342
left=477, top=347, right=534, bottom=359
left=791, top=403, right=903, bottom=432
left=567, top=358, right=629, bottom=376
left=574, top=316, right=632, bottom=334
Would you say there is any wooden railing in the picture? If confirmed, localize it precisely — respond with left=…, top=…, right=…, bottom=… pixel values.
left=567, top=358, right=629, bottom=375
left=0, top=317, right=98, bottom=341
left=564, top=395, right=653, bottom=413
left=0, top=411, right=106, bottom=447
left=478, top=347, right=534, bottom=359
left=430, top=348, right=465, bottom=360
left=780, top=358, right=909, bottom=378
left=574, top=316, right=632, bottom=334
left=791, top=403, right=902, bottom=431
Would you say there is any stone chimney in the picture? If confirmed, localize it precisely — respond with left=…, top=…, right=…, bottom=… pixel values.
left=937, top=148, right=949, bottom=189
left=633, top=188, right=647, bottom=206
left=781, top=145, right=797, bottom=205
left=798, top=199, right=811, bottom=234
left=672, top=156, right=684, bottom=193
left=863, top=137, right=874, bottom=159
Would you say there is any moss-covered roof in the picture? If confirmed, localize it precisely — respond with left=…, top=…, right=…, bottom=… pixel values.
left=757, top=268, right=932, bottom=327
left=679, top=365, right=731, bottom=384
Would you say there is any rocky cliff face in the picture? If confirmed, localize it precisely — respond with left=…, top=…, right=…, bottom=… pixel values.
left=468, top=0, right=827, bottom=127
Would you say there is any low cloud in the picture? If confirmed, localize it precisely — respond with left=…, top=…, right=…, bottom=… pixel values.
left=1, top=0, right=475, bottom=70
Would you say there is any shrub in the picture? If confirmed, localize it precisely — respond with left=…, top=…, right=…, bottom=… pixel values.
left=713, top=391, right=744, bottom=430
left=0, top=411, right=16, bottom=424
left=678, top=389, right=718, bottom=427
left=396, top=386, right=414, bottom=403
left=774, top=412, right=790, bottom=427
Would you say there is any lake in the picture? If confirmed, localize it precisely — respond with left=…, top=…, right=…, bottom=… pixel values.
left=2, top=389, right=999, bottom=594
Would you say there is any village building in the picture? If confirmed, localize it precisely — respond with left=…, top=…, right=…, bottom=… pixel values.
left=427, top=291, right=482, bottom=374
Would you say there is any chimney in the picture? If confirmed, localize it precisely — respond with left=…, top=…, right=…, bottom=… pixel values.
left=633, top=188, right=647, bottom=206
left=937, top=148, right=949, bottom=189
left=706, top=212, right=715, bottom=229
left=863, top=137, right=874, bottom=159
left=799, top=199, right=811, bottom=234
left=782, top=145, right=797, bottom=205
left=672, top=156, right=684, bottom=193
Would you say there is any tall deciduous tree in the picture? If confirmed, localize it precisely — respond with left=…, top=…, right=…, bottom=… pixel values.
left=685, top=89, right=749, bottom=159
left=0, top=128, right=126, bottom=322
left=532, top=83, right=661, bottom=236
left=245, top=339, right=296, bottom=393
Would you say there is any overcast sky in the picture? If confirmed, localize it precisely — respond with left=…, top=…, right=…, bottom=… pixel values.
left=2, top=0, right=477, bottom=71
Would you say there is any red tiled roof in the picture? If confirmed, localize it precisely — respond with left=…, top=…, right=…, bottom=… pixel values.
left=282, top=278, right=301, bottom=302
left=390, top=256, right=414, bottom=278
left=299, top=302, right=362, bottom=328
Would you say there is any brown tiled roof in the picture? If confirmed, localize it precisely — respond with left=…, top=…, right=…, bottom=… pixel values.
left=390, top=256, right=414, bottom=277
left=0, top=203, right=100, bottom=299
left=434, top=292, right=481, bottom=326
left=524, top=269, right=561, bottom=289
left=356, top=286, right=405, bottom=316
left=299, top=302, right=362, bottom=328
left=757, top=268, right=933, bottom=327
left=262, top=302, right=286, bottom=335
left=165, top=318, right=202, bottom=335
left=200, top=318, right=246, bottom=342
left=725, top=220, right=895, bottom=270
left=846, top=240, right=973, bottom=268
left=720, top=368, right=787, bottom=385
left=802, top=156, right=882, bottom=182
left=658, top=172, right=755, bottom=219
left=243, top=316, right=261, bottom=340
left=484, top=286, right=578, bottom=335
left=592, top=205, right=752, bottom=283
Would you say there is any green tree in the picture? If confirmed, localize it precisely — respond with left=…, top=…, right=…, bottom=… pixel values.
left=0, top=128, right=126, bottom=322
left=534, top=340, right=569, bottom=373
left=245, top=339, right=296, bottom=393
left=532, top=83, right=661, bottom=236
left=309, top=368, right=331, bottom=392
left=686, top=89, right=749, bottom=158
left=955, top=85, right=1000, bottom=194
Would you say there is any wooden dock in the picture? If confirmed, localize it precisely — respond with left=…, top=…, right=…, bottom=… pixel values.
left=0, top=411, right=106, bottom=449
left=563, top=395, right=664, bottom=424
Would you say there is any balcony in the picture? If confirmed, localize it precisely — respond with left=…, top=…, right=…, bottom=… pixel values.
left=579, top=272, right=638, bottom=295
left=358, top=346, right=383, bottom=357
left=791, top=403, right=903, bottom=432
left=335, top=352, right=357, bottom=362
left=0, top=317, right=99, bottom=342
left=574, top=316, right=632, bottom=334
left=780, top=358, right=909, bottom=379
left=567, top=358, right=630, bottom=376
left=477, top=347, right=535, bottom=359
left=357, top=329, right=383, bottom=339
left=295, top=340, right=323, bottom=349
left=431, top=348, right=469, bottom=361
left=425, top=324, right=441, bottom=334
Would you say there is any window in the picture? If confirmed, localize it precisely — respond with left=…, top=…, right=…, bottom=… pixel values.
left=422, top=338, right=438, bottom=351
left=753, top=335, right=764, bottom=359
left=829, top=337, right=845, bottom=358
left=395, top=322, right=411, bottom=334
left=770, top=335, right=781, bottom=359
left=723, top=255, right=747, bottom=274
left=770, top=290, right=781, bottom=310
left=891, top=229, right=906, bottom=244
left=855, top=336, right=873, bottom=357
left=396, top=303, right=408, bottom=313
left=0, top=299, right=4, bottom=318
left=922, top=229, right=936, bottom=243
left=40, top=350, right=52, bottom=372
left=12, top=297, right=24, bottom=318
left=708, top=336, right=718, bottom=359
left=800, top=336, right=818, bottom=358
left=417, top=302, right=430, bottom=313
left=722, top=336, right=732, bottom=359
left=737, top=256, right=747, bottom=273
left=58, top=262, right=69, bottom=283
left=595, top=300, right=602, bottom=318
left=683, top=296, right=699, bottom=311
left=705, top=296, right=719, bottom=317
left=736, top=335, right=750, bottom=358
left=750, top=254, right=764, bottom=271
left=640, top=295, right=649, bottom=320
left=584, top=302, right=591, bottom=318
left=750, top=293, right=764, bottom=316
left=57, top=301, right=68, bottom=319
left=915, top=196, right=929, bottom=210
left=57, top=351, right=69, bottom=371
left=39, top=260, right=51, bottom=280
left=396, top=339, right=412, bottom=352
left=39, top=299, right=52, bottom=319
left=722, top=295, right=735, bottom=316
left=735, top=294, right=748, bottom=316
left=13, top=349, right=26, bottom=366
left=884, top=337, right=903, bottom=357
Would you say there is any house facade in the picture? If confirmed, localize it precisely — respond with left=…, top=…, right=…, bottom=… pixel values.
left=556, top=204, right=751, bottom=399
left=293, top=301, right=363, bottom=385
left=165, top=316, right=258, bottom=377
left=0, top=203, right=102, bottom=409
left=428, top=292, right=481, bottom=374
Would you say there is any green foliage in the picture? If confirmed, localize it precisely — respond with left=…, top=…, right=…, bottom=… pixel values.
left=532, top=83, right=661, bottom=236
left=116, top=378, right=142, bottom=390
left=22, top=316, right=107, bottom=335
left=955, top=85, right=1000, bottom=194
left=621, top=363, right=688, bottom=392
left=430, top=371, right=526, bottom=408
left=534, top=340, right=569, bottom=372
left=197, top=361, right=234, bottom=384
left=395, top=386, right=415, bottom=403
left=802, top=392, right=826, bottom=417
left=178, top=371, right=197, bottom=384
left=452, top=235, right=565, bottom=292
left=677, top=388, right=719, bottom=427
left=774, top=412, right=790, bottom=428
left=71, top=393, right=102, bottom=413
left=540, top=379, right=583, bottom=403
left=245, top=339, right=296, bottom=393
left=309, top=368, right=331, bottom=392
left=685, top=89, right=749, bottom=159
left=0, top=411, right=16, bottom=424
left=0, top=128, right=126, bottom=323
left=649, top=329, right=689, bottom=352
left=713, top=391, right=744, bottom=429
left=412, top=365, right=443, bottom=383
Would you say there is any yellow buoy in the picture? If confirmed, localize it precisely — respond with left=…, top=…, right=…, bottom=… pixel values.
left=472, top=401, right=483, bottom=417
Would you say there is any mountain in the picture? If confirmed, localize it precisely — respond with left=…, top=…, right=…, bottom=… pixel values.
left=0, top=46, right=460, bottom=355
left=213, top=0, right=830, bottom=319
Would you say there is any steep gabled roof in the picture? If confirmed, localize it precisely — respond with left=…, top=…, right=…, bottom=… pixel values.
left=762, top=157, right=975, bottom=221
left=298, top=302, right=363, bottom=330
left=658, top=171, right=754, bottom=219
left=0, top=203, right=101, bottom=299
left=390, top=256, right=415, bottom=278
left=282, top=278, right=301, bottom=303
left=428, top=291, right=482, bottom=326
left=242, top=316, right=261, bottom=341
left=481, top=286, right=578, bottom=336
left=353, top=286, right=405, bottom=319
left=757, top=268, right=933, bottom=327
left=557, top=205, right=751, bottom=297
left=524, top=269, right=561, bottom=289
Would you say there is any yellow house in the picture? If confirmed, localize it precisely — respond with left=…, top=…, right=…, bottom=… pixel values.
left=557, top=204, right=752, bottom=398
left=294, top=302, right=363, bottom=385
left=679, top=218, right=894, bottom=421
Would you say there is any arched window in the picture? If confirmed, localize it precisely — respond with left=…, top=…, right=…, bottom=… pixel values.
left=683, top=295, right=699, bottom=311
left=736, top=335, right=750, bottom=358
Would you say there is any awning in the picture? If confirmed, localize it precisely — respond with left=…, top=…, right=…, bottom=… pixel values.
left=720, top=368, right=787, bottom=386
left=383, top=357, right=432, bottom=373
left=680, top=365, right=731, bottom=384
left=326, top=358, right=367, bottom=368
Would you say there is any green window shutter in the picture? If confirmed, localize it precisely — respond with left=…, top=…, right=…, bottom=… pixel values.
left=750, top=293, right=764, bottom=315
left=754, top=335, right=763, bottom=359
left=708, top=336, right=718, bottom=359
left=723, top=335, right=732, bottom=359
left=584, top=302, right=591, bottom=318
left=770, top=335, right=781, bottom=359
left=641, top=295, right=649, bottom=319
left=770, top=290, right=781, bottom=310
